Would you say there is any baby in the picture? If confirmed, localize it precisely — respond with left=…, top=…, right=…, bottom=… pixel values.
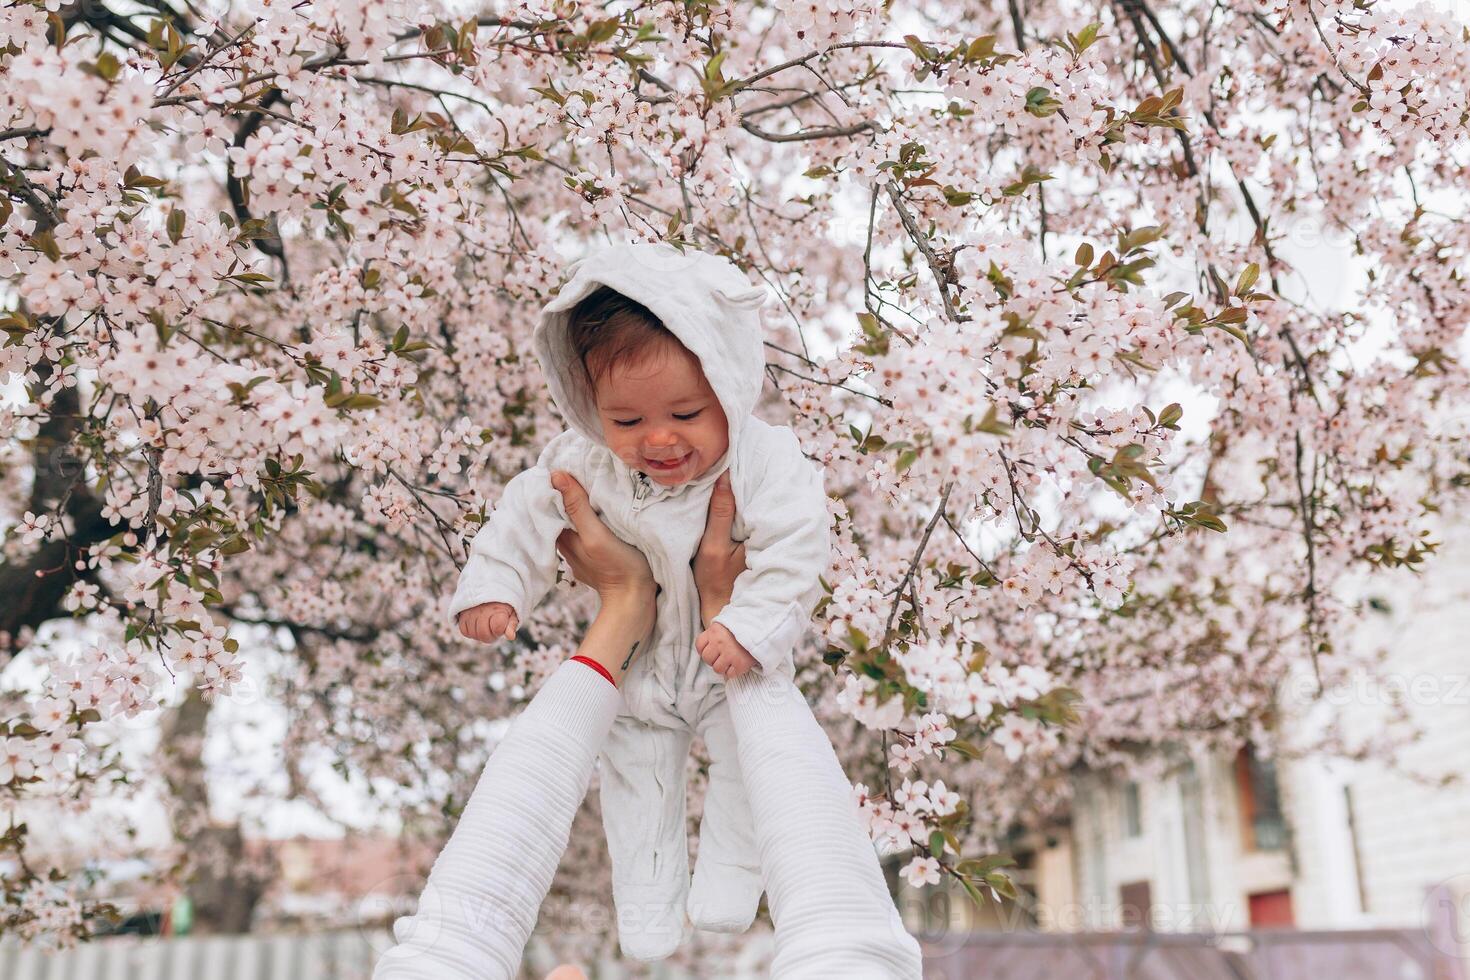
left=446, top=241, right=831, bottom=961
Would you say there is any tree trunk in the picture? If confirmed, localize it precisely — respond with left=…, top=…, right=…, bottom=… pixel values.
left=160, top=685, right=276, bottom=934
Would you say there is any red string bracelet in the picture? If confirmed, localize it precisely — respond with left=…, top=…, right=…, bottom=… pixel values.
left=570, top=654, right=617, bottom=688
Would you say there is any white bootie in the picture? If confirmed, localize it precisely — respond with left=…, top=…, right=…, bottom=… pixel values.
left=687, top=697, right=765, bottom=933
left=599, top=715, right=694, bottom=961
left=614, top=879, right=693, bottom=960
left=688, top=857, right=763, bottom=933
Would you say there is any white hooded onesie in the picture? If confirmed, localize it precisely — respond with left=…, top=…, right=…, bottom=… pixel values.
left=446, top=241, right=831, bottom=960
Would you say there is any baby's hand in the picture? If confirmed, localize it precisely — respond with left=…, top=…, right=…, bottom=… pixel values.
left=695, top=623, right=758, bottom=679
left=458, top=601, right=519, bottom=643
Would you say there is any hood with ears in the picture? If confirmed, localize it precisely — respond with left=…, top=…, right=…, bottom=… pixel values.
left=531, top=241, right=769, bottom=461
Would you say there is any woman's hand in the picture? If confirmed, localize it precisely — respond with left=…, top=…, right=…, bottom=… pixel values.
left=692, top=471, right=747, bottom=628
left=551, top=471, right=656, bottom=683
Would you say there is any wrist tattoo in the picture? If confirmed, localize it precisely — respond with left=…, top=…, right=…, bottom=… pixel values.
left=621, top=642, right=637, bottom=670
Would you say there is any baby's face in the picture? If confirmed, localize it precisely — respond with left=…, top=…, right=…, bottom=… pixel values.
left=591, top=336, right=729, bottom=487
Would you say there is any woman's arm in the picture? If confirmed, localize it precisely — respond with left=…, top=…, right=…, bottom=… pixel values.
left=692, top=481, right=926, bottom=979
left=374, top=474, right=655, bottom=980
left=372, top=658, right=622, bottom=980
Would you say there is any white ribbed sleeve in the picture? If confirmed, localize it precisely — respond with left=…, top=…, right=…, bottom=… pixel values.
left=372, top=659, right=622, bottom=980
left=725, top=668, right=925, bottom=979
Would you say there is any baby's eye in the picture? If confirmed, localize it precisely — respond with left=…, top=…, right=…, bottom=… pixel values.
left=612, top=418, right=641, bottom=428
left=673, top=410, right=703, bottom=421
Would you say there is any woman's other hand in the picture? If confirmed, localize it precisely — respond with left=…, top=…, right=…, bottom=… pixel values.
left=692, top=470, right=747, bottom=627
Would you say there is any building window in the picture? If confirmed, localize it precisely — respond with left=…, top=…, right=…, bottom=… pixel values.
left=1235, top=747, right=1287, bottom=851
left=1120, top=782, right=1143, bottom=838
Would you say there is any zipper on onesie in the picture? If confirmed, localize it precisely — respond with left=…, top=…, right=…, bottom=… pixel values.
left=628, top=469, right=684, bottom=695
left=632, top=470, right=652, bottom=511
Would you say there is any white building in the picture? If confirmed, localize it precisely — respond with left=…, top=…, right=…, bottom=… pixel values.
left=1057, top=518, right=1470, bottom=943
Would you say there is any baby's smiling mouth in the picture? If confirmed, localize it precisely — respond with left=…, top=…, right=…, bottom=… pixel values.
left=643, top=451, right=691, bottom=471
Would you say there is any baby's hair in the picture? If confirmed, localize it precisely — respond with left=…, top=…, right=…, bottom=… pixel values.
left=565, top=284, right=678, bottom=385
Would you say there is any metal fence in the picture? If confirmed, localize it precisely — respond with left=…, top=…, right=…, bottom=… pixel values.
left=919, top=928, right=1470, bottom=980
left=0, top=929, right=772, bottom=979
left=0, top=930, right=384, bottom=980
left=5, top=925, right=1462, bottom=979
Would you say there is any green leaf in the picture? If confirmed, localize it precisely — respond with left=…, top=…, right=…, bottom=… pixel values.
left=703, top=49, right=728, bottom=85
left=1194, top=510, right=1227, bottom=532
left=974, top=403, right=1013, bottom=436
left=957, top=875, right=989, bottom=907
left=1235, top=262, right=1260, bottom=295
left=945, top=738, right=983, bottom=760
left=123, top=166, right=168, bottom=190
left=1024, top=87, right=1061, bottom=117
left=95, top=51, right=120, bottom=81
left=340, top=393, right=382, bottom=410
left=966, top=35, right=996, bottom=61
left=1118, top=225, right=1164, bottom=253
left=1167, top=501, right=1228, bottom=532
left=942, top=185, right=976, bottom=206
left=957, top=853, right=1016, bottom=876
left=1000, top=164, right=1052, bottom=197
left=31, top=229, right=61, bottom=262
left=219, top=535, right=251, bottom=555
left=167, top=208, right=185, bottom=245
left=853, top=311, right=889, bottom=355
left=903, top=34, right=934, bottom=62
left=324, top=388, right=383, bottom=410
left=985, top=871, right=1019, bottom=901
left=586, top=17, right=620, bottom=43
left=1070, top=22, right=1101, bottom=53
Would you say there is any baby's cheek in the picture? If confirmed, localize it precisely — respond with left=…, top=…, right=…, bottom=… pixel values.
left=701, top=422, right=728, bottom=458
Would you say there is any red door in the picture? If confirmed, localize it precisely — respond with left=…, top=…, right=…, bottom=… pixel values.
left=1248, top=889, right=1295, bottom=927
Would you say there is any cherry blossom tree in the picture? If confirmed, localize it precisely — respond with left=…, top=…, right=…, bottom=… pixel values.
left=2, top=0, right=1467, bottom=952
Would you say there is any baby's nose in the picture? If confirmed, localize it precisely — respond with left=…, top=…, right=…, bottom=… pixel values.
left=644, top=428, right=678, bottom=448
